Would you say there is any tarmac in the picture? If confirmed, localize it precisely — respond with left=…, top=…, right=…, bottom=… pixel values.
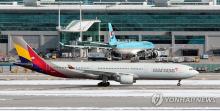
left=0, top=72, right=219, bottom=110
left=0, top=81, right=219, bottom=108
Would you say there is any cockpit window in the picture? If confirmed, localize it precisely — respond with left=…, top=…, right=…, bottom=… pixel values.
left=189, top=68, right=194, bottom=70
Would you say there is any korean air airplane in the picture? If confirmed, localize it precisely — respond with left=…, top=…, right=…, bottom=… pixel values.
left=59, top=23, right=155, bottom=56
left=12, top=37, right=198, bottom=87
left=108, top=23, right=155, bottom=55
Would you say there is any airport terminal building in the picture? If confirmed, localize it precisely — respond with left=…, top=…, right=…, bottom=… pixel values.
left=1, top=0, right=220, bottom=57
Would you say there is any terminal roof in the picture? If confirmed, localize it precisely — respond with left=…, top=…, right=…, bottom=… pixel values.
left=1, top=5, right=220, bottom=11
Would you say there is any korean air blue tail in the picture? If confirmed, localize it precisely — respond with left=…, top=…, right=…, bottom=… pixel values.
left=108, top=23, right=117, bottom=46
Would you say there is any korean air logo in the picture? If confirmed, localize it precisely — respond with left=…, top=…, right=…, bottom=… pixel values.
left=151, top=93, right=163, bottom=106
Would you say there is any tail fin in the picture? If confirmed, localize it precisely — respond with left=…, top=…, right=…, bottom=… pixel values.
left=13, top=37, right=33, bottom=63
left=12, top=37, right=66, bottom=78
left=108, top=23, right=117, bottom=46
left=12, top=36, right=46, bottom=67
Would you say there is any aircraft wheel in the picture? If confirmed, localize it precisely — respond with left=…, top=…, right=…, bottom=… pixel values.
left=148, top=56, right=152, bottom=59
left=103, top=82, right=110, bottom=87
left=103, top=83, right=108, bottom=87
left=107, top=56, right=112, bottom=61
left=97, top=82, right=103, bottom=86
left=106, top=82, right=110, bottom=86
left=97, top=82, right=110, bottom=87
left=177, top=80, right=181, bottom=86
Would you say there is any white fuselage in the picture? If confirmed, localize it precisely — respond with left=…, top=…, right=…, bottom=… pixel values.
left=50, top=61, right=199, bottom=80
left=115, top=48, right=144, bottom=55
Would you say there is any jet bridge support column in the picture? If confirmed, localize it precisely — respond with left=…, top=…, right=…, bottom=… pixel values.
left=205, top=35, right=209, bottom=53
left=7, top=33, right=12, bottom=56
left=80, top=48, right=88, bottom=58
left=171, top=33, right=175, bottom=57
left=40, top=35, right=44, bottom=48
left=138, top=35, right=142, bottom=41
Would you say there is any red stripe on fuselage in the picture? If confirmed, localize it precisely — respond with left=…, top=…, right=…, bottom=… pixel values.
left=27, top=46, right=67, bottom=78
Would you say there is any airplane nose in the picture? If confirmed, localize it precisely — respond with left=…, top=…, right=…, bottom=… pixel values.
left=192, top=70, right=199, bottom=76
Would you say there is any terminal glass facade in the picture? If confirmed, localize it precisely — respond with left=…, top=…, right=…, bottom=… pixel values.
left=175, top=36, right=205, bottom=44
left=217, top=0, right=220, bottom=4
left=0, top=35, right=8, bottom=43
left=142, top=35, right=171, bottom=44
left=0, top=11, right=218, bottom=45
left=1, top=11, right=220, bottom=32
left=0, top=0, right=22, bottom=2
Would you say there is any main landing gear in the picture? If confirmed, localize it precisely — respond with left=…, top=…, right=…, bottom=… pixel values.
left=97, top=82, right=110, bottom=87
left=177, top=80, right=181, bottom=86
left=97, top=76, right=110, bottom=87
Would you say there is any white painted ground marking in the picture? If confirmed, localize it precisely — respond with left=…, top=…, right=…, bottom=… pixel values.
left=0, top=90, right=219, bottom=97
left=0, top=107, right=219, bottom=111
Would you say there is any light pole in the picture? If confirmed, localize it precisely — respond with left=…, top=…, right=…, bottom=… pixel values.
left=79, top=1, right=82, bottom=42
left=58, top=0, right=61, bottom=30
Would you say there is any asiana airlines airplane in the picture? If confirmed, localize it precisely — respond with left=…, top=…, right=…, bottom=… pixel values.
left=12, top=37, right=199, bottom=87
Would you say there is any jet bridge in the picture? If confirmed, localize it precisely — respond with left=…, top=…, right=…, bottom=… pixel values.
left=59, top=19, right=101, bottom=58
left=59, top=19, right=101, bottom=33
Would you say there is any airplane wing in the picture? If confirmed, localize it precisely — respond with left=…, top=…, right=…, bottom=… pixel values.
left=80, top=69, right=134, bottom=78
left=81, top=41, right=109, bottom=46
left=81, top=70, right=116, bottom=77
left=59, top=42, right=111, bottom=49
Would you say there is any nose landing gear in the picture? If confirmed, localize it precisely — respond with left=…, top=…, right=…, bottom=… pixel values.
left=177, top=80, right=181, bottom=86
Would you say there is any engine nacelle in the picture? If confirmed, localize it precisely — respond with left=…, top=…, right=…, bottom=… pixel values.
left=116, top=74, right=134, bottom=84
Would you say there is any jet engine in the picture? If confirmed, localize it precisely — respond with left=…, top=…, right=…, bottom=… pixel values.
left=115, top=74, right=134, bottom=84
